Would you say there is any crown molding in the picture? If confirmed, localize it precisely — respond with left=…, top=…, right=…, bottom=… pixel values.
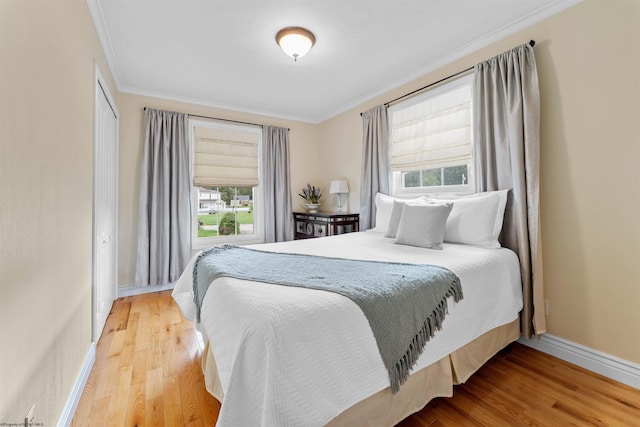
left=86, top=0, right=123, bottom=89
left=119, top=86, right=316, bottom=124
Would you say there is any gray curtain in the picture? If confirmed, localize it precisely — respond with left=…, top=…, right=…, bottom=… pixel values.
left=135, top=108, right=191, bottom=286
left=263, top=126, right=294, bottom=243
left=474, top=43, right=545, bottom=337
left=360, top=105, right=390, bottom=230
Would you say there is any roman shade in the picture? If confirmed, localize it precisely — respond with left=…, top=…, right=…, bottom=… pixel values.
left=390, top=77, right=472, bottom=172
left=193, top=125, right=259, bottom=187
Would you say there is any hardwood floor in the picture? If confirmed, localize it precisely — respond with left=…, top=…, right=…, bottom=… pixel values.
left=71, top=291, right=220, bottom=427
left=72, top=291, right=640, bottom=426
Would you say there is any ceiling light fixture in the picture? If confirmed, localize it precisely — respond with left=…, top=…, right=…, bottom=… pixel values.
left=275, top=27, right=315, bottom=62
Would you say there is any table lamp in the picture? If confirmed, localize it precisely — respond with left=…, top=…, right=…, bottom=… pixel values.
left=329, top=180, right=349, bottom=213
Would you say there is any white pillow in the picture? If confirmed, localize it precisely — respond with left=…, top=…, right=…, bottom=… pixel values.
left=385, top=199, right=431, bottom=238
left=384, top=200, right=406, bottom=238
left=372, top=193, right=395, bottom=233
left=394, top=203, right=453, bottom=250
left=427, top=189, right=509, bottom=248
left=372, top=193, right=424, bottom=233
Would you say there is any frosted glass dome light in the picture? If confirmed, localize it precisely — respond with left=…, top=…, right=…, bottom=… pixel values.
left=276, top=27, right=315, bottom=62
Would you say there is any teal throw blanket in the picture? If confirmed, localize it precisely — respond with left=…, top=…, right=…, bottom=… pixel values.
left=192, top=245, right=463, bottom=393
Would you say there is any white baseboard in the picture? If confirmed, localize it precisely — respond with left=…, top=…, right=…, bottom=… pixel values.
left=118, top=282, right=175, bottom=298
left=518, top=334, right=640, bottom=390
left=57, top=342, right=96, bottom=427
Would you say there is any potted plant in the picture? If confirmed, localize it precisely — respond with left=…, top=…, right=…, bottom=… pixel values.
left=299, top=183, right=323, bottom=213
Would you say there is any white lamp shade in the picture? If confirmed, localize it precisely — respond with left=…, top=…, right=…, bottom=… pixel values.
left=276, top=27, right=315, bottom=60
left=329, top=180, right=349, bottom=194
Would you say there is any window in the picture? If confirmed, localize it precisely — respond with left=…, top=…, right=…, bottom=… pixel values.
left=190, top=120, right=263, bottom=248
left=389, top=74, right=474, bottom=195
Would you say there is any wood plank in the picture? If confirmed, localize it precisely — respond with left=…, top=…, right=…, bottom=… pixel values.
left=85, top=396, right=110, bottom=427
left=106, top=329, right=126, bottom=361
left=178, top=359, right=202, bottom=425
left=163, top=375, right=184, bottom=427
left=118, top=344, right=135, bottom=368
left=112, top=300, right=131, bottom=331
left=144, top=396, right=164, bottom=427
left=105, top=365, right=133, bottom=427
left=134, top=312, right=152, bottom=352
left=146, top=327, right=162, bottom=370
left=145, top=367, right=164, bottom=427
left=124, top=311, right=140, bottom=347
left=93, top=320, right=116, bottom=371
left=130, top=348, right=148, bottom=385
left=93, top=356, right=120, bottom=400
left=159, top=304, right=175, bottom=342
left=124, top=380, right=146, bottom=427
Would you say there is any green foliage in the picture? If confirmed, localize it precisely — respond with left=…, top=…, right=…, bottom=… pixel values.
left=197, top=211, right=253, bottom=238
left=234, top=212, right=253, bottom=224
left=199, top=228, right=218, bottom=237
left=421, top=169, right=441, bottom=186
left=218, top=213, right=237, bottom=235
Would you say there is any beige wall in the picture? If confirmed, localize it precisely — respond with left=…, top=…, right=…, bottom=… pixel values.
left=0, top=0, right=117, bottom=425
left=318, top=0, right=640, bottom=363
left=117, top=94, right=323, bottom=285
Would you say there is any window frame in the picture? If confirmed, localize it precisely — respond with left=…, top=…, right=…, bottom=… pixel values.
left=189, top=119, right=264, bottom=250
left=388, top=73, right=475, bottom=197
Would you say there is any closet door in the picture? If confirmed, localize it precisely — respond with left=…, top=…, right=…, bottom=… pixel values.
left=93, top=73, right=118, bottom=341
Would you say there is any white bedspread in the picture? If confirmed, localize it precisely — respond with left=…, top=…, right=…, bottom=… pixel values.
left=172, top=230, right=523, bottom=427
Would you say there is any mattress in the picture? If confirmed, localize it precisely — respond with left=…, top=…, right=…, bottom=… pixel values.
left=172, top=230, right=523, bottom=426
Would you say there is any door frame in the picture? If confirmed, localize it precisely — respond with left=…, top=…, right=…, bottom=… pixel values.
left=92, top=63, right=119, bottom=342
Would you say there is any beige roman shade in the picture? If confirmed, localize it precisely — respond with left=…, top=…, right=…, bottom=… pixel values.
left=390, top=79, right=472, bottom=172
left=193, top=126, right=259, bottom=187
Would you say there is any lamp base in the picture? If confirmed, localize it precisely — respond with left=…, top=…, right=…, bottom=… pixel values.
left=335, top=194, right=345, bottom=213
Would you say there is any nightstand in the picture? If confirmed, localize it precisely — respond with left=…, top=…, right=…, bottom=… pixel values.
left=293, top=212, right=360, bottom=240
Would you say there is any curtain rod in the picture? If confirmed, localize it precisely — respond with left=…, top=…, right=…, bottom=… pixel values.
left=360, top=40, right=535, bottom=115
left=143, top=108, right=290, bottom=131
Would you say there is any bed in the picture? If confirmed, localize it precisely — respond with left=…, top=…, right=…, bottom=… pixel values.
left=173, top=190, right=523, bottom=426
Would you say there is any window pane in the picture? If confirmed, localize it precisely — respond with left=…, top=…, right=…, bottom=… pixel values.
left=443, top=165, right=467, bottom=186
left=197, top=186, right=254, bottom=238
left=403, top=171, right=421, bottom=188
left=421, top=168, right=441, bottom=187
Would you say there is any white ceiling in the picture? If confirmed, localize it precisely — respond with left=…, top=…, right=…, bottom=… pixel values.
left=89, top=0, right=580, bottom=123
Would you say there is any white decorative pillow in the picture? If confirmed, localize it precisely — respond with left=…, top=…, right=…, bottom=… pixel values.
left=394, top=203, right=453, bottom=250
left=372, top=193, right=424, bottom=234
left=428, top=189, right=509, bottom=248
left=385, top=198, right=431, bottom=238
